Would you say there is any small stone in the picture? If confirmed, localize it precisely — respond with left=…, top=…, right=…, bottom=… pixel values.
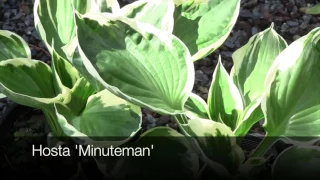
left=146, top=114, right=156, bottom=129
left=22, top=34, right=29, bottom=42
left=20, top=4, right=31, bottom=14
left=251, top=26, right=258, bottom=35
left=303, top=15, right=312, bottom=23
left=195, top=70, right=209, bottom=82
left=156, top=116, right=170, bottom=126
left=31, top=30, right=40, bottom=40
left=196, top=57, right=213, bottom=66
left=252, top=6, right=261, bottom=19
left=293, top=35, right=301, bottom=41
left=0, top=102, right=5, bottom=109
left=244, top=0, right=258, bottom=8
left=24, top=18, right=31, bottom=26
left=168, top=122, right=178, bottom=130
left=202, top=93, right=208, bottom=100
left=287, top=20, right=299, bottom=27
left=198, top=86, right=209, bottom=94
left=224, top=36, right=235, bottom=49
left=240, top=9, right=252, bottom=18
left=300, top=23, right=308, bottom=29
left=220, top=51, right=233, bottom=58
left=200, top=66, right=215, bottom=75
left=4, top=11, right=11, bottom=19
left=11, top=12, right=23, bottom=20
left=31, top=49, right=38, bottom=57
left=288, top=27, right=299, bottom=34
left=290, top=5, right=298, bottom=16
left=3, top=24, right=13, bottom=30
left=281, top=23, right=290, bottom=32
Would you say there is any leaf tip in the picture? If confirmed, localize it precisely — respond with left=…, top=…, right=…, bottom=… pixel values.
left=270, top=22, right=275, bottom=29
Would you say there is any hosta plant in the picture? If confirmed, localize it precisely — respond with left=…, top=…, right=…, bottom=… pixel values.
left=1, top=0, right=320, bottom=179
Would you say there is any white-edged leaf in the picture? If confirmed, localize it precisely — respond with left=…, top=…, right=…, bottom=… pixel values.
left=173, top=0, right=240, bottom=61
left=184, top=93, right=210, bottom=119
left=55, top=89, right=142, bottom=148
left=74, top=12, right=195, bottom=115
left=208, top=57, right=243, bottom=130
left=119, top=0, right=175, bottom=32
left=262, top=27, right=320, bottom=144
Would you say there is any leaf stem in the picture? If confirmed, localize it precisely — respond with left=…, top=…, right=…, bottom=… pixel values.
left=43, top=110, right=64, bottom=137
left=196, top=164, right=207, bottom=180
left=173, top=114, right=234, bottom=179
left=250, top=134, right=276, bottom=157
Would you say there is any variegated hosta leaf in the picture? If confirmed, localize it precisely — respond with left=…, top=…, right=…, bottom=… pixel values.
left=51, top=48, right=81, bottom=90
left=62, top=37, right=105, bottom=92
left=262, top=27, right=320, bottom=144
left=54, top=89, right=142, bottom=147
left=232, top=23, right=287, bottom=107
left=111, top=127, right=199, bottom=179
left=119, top=0, right=175, bottom=32
left=233, top=96, right=264, bottom=136
left=272, top=146, right=320, bottom=180
left=185, top=118, right=245, bottom=174
left=65, top=77, right=96, bottom=116
left=231, top=23, right=287, bottom=136
left=74, top=12, right=195, bottom=115
left=173, top=0, right=240, bottom=61
left=0, top=30, right=31, bottom=99
left=208, top=57, right=243, bottom=131
left=75, top=0, right=120, bottom=13
left=184, top=92, right=210, bottom=119
left=34, top=0, right=76, bottom=59
left=0, top=58, right=71, bottom=109
left=0, top=30, right=31, bottom=61
left=34, top=0, right=119, bottom=60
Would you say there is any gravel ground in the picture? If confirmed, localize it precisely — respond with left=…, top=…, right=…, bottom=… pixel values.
left=0, top=0, right=319, bottom=131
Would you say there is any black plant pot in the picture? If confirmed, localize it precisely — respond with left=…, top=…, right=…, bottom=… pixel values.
left=241, top=133, right=292, bottom=160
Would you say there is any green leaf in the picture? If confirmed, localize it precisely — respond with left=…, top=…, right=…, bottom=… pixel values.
left=232, top=23, right=287, bottom=107
left=65, top=77, right=96, bottom=116
left=62, top=38, right=105, bottom=92
left=74, top=12, right=195, bottom=115
left=119, top=0, right=175, bottom=32
left=34, top=0, right=120, bottom=58
left=72, top=0, right=120, bottom=15
left=272, top=146, right=320, bottom=180
left=51, top=49, right=81, bottom=90
left=55, top=89, right=142, bottom=147
left=184, top=93, right=210, bottom=119
left=262, top=27, right=320, bottom=144
left=207, top=57, right=243, bottom=130
left=173, top=0, right=240, bottom=61
left=0, top=30, right=31, bottom=61
left=34, top=0, right=76, bottom=59
left=0, top=58, right=70, bottom=109
left=300, top=4, right=320, bottom=15
left=233, top=96, right=264, bottom=136
left=111, top=127, right=199, bottom=180
left=185, top=118, right=245, bottom=174
left=0, top=93, right=5, bottom=99
left=231, top=23, right=287, bottom=136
